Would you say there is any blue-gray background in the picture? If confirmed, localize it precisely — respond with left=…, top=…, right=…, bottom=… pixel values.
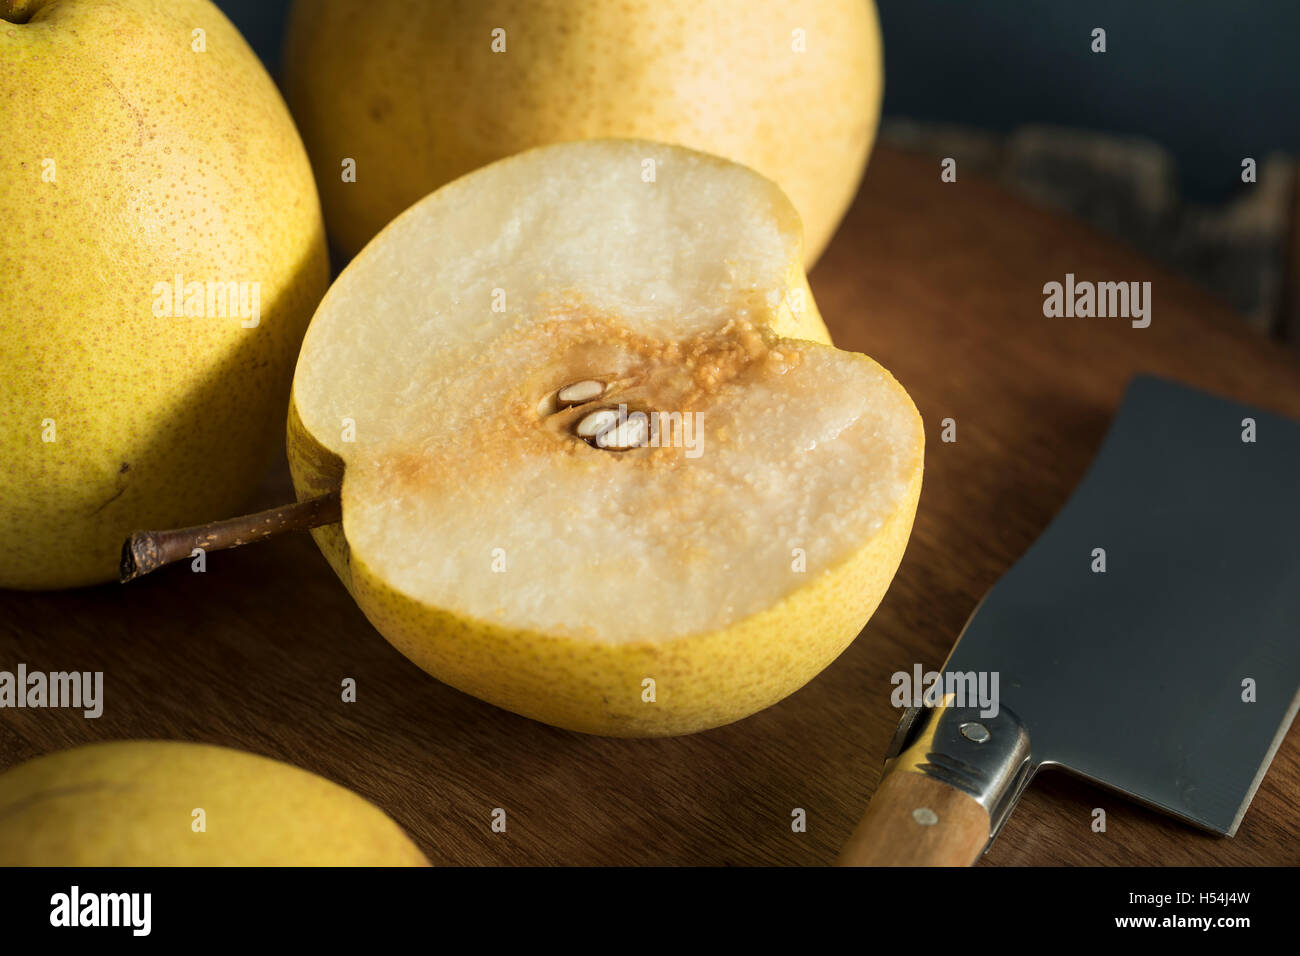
left=223, top=0, right=1300, bottom=203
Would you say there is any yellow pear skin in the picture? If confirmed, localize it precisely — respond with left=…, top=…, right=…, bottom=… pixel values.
left=0, top=741, right=429, bottom=865
left=0, top=0, right=329, bottom=589
left=283, top=0, right=882, bottom=264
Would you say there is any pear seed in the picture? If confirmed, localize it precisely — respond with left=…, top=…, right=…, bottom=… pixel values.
left=575, top=408, right=618, bottom=439
left=557, top=379, right=605, bottom=407
left=598, top=415, right=649, bottom=450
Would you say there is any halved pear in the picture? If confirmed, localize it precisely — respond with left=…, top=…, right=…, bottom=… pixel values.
left=289, top=140, right=923, bottom=736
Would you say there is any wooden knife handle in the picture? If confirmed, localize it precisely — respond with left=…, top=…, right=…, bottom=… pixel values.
left=836, top=700, right=1034, bottom=867
left=837, top=770, right=991, bottom=866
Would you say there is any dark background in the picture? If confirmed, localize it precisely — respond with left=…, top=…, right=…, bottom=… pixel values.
left=226, top=0, right=1300, bottom=203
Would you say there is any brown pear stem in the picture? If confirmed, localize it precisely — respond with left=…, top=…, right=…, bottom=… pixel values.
left=120, top=491, right=341, bottom=583
left=1, top=1, right=40, bottom=25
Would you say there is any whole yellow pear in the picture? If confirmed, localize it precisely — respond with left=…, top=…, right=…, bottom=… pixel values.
left=0, top=741, right=429, bottom=865
left=283, top=0, right=882, bottom=264
left=0, top=0, right=329, bottom=589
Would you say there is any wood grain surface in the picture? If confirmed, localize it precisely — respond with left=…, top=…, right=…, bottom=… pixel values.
left=2, top=145, right=1298, bottom=866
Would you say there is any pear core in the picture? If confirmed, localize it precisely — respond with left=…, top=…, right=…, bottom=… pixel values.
left=334, top=313, right=916, bottom=644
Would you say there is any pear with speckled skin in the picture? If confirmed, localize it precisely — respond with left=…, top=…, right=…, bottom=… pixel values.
left=283, top=0, right=882, bottom=265
left=0, top=741, right=429, bottom=865
left=288, top=140, right=923, bottom=736
left=0, top=0, right=328, bottom=589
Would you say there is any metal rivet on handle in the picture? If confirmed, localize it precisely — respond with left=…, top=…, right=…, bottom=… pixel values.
left=912, top=807, right=939, bottom=826
left=960, top=721, right=991, bottom=743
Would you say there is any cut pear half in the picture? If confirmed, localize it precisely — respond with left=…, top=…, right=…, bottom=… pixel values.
left=289, top=139, right=923, bottom=736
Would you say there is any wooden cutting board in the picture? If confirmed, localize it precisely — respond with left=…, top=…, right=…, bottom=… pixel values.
left=2, top=145, right=1298, bottom=865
